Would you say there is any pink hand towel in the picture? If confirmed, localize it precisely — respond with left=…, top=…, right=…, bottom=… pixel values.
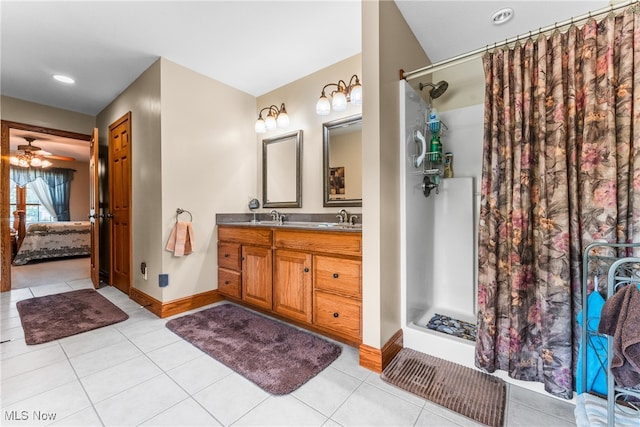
left=166, top=221, right=195, bottom=256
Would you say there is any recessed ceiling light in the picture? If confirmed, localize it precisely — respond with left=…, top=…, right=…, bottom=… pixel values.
left=491, top=7, right=514, bottom=25
left=53, top=74, right=75, bottom=84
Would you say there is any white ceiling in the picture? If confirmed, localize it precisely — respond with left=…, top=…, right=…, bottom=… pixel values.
left=2, top=0, right=613, bottom=160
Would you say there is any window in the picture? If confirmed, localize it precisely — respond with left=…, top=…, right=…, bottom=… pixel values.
left=9, top=180, right=54, bottom=225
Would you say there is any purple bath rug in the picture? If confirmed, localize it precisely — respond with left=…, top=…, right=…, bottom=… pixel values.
left=17, top=289, right=129, bottom=345
left=165, top=303, right=342, bottom=395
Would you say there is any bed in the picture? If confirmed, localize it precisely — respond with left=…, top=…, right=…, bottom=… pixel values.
left=12, top=221, right=91, bottom=266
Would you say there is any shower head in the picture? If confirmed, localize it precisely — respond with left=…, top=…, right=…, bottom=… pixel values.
left=419, top=80, right=449, bottom=99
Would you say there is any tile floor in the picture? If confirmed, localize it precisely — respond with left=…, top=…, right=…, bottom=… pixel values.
left=1, top=279, right=578, bottom=426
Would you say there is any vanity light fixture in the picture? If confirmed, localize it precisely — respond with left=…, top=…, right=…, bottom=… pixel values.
left=255, top=103, right=290, bottom=134
left=316, top=74, right=362, bottom=116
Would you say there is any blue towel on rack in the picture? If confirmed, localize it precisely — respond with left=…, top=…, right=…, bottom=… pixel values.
left=576, top=290, right=608, bottom=396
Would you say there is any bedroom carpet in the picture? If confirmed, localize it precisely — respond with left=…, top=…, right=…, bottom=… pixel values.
left=165, top=303, right=342, bottom=395
left=382, top=348, right=506, bottom=427
left=16, top=288, right=129, bottom=345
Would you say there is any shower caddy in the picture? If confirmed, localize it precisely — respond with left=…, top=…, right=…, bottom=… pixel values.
left=580, top=242, right=640, bottom=426
left=411, top=118, right=448, bottom=197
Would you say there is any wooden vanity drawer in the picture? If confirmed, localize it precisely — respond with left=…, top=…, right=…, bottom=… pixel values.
left=218, top=269, right=241, bottom=299
left=274, top=229, right=362, bottom=257
left=313, top=291, right=361, bottom=341
left=218, top=242, right=241, bottom=271
left=218, top=225, right=272, bottom=246
left=314, top=255, right=361, bottom=297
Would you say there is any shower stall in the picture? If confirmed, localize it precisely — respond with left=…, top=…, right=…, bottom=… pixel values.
left=399, top=80, right=477, bottom=368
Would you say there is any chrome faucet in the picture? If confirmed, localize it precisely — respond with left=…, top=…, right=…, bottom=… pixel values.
left=336, top=209, right=349, bottom=223
left=348, top=214, right=358, bottom=226
left=278, top=214, right=286, bottom=225
left=270, top=210, right=280, bottom=222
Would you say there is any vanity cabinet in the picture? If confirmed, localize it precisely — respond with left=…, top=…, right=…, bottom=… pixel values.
left=273, top=250, right=312, bottom=323
left=217, top=224, right=362, bottom=344
left=217, top=226, right=272, bottom=309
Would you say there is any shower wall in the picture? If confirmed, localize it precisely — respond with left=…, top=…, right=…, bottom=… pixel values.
left=399, top=80, right=483, bottom=367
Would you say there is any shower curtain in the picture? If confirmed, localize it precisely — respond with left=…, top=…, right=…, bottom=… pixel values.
left=475, top=5, right=640, bottom=399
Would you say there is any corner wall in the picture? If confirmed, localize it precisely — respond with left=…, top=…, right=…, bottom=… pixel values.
left=361, top=0, right=431, bottom=348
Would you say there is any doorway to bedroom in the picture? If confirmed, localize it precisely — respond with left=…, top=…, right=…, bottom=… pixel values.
left=1, top=121, right=93, bottom=292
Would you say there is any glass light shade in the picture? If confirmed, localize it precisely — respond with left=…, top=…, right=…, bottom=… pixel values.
left=18, top=158, right=29, bottom=167
left=10, top=156, right=19, bottom=165
left=276, top=112, right=289, bottom=128
left=316, top=95, right=331, bottom=115
left=265, top=115, right=277, bottom=131
left=30, top=157, right=42, bottom=167
left=332, top=91, right=348, bottom=111
left=350, top=84, right=363, bottom=105
left=42, top=160, right=53, bottom=168
left=255, top=118, right=266, bottom=133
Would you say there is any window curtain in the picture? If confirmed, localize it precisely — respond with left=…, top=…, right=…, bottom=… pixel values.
left=476, top=6, right=640, bottom=399
left=29, top=178, right=57, bottom=220
left=10, top=167, right=75, bottom=221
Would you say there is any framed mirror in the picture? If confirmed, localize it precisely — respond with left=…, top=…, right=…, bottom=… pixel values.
left=263, top=130, right=302, bottom=208
left=323, top=114, right=362, bottom=207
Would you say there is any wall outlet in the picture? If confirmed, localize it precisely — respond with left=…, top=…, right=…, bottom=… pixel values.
left=141, top=262, right=147, bottom=280
left=159, top=274, right=169, bottom=287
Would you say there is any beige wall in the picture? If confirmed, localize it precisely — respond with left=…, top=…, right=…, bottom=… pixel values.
left=362, top=0, right=431, bottom=347
left=159, top=58, right=257, bottom=302
left=1, top=96, right=96, bottom=134
left=256, top=55, right=362, bottom=214
left=0, top=96, right=92, bottom=222
left=97, top=59, right=163, bottom=300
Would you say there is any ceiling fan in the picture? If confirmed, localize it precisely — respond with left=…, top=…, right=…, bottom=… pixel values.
left=10, top=137, right=75, bottom=168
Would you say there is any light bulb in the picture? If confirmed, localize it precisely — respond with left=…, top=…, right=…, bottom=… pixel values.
left=265, top=114, right=277, bottom=131
left=316, top=95, right=331, bottom=115
left=350, top=84, right=363, bottom=105
left=277, top=112, right=289, bottom=128
left=255, top=118, right=266, bottom=133
left=30, top=157, right=42, bottom=167
left=332, top=91, right=347, bottom=111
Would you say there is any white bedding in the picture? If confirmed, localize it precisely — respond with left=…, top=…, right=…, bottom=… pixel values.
left=12, top=221, right=91, bottom=266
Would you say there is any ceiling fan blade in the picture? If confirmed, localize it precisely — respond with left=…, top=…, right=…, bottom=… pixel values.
left=43, top=154, right=76, bottom=161
left=17, top=144, right=43, bottom=152
left=34, top=150, right=52, bottom=156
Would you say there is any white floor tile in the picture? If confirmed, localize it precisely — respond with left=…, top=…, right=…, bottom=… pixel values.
left=69, top=339, right=143, bottom=378
left=81, top=354, right=163, bottom=402
left=140, top=398, right=222, bottom=426
left=146, top=339, right=205, bottom=371
left=234, top=394, right=328, bottom=426
left=29, top=283, right=74, bottom=297
left=1, top=344, right=67, bottom=380
left=193, top=373, right=269, bottom=426
left=292, top=366, right=362, bottom=417
left=331, top=382, right=423, bottom=426
left=1, top=359, right=77, bottom=407
left=1, top=381, right=92, bottom=426
left=94, top=374, right=188, bottom=426
left=50, top=406, right=103, bottom=426
left=59, top=326, right=127, bottom=358
left=166, top=354, right=233, bottom=395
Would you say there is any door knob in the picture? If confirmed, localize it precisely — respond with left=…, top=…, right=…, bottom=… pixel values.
left=105, top=213, right=115, bottom=219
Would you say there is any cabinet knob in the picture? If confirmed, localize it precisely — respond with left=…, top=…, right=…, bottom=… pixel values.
left=333, top=312, right=339, bottom=318
left=333, top=273, right=339, bottom=279
left=304, top=267, right=309, bottom=273
left=224, top=253, right=230, bottom=258
left=224, top=280, right=230, bottom=285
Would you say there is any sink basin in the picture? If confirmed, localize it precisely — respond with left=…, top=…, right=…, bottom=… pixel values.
left=228, top=220, right=360, bottom=230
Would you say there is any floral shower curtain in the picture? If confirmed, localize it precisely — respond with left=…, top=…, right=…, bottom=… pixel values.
left=475, top=6, right=640, bottom=399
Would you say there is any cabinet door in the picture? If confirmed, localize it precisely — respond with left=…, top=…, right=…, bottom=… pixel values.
left=274, top=250, right=312, bottom=323
left=241, top=245, right=273, bottom=310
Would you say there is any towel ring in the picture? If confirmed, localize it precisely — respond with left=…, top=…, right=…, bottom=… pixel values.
left=176, top=208, right=192, bottom=223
